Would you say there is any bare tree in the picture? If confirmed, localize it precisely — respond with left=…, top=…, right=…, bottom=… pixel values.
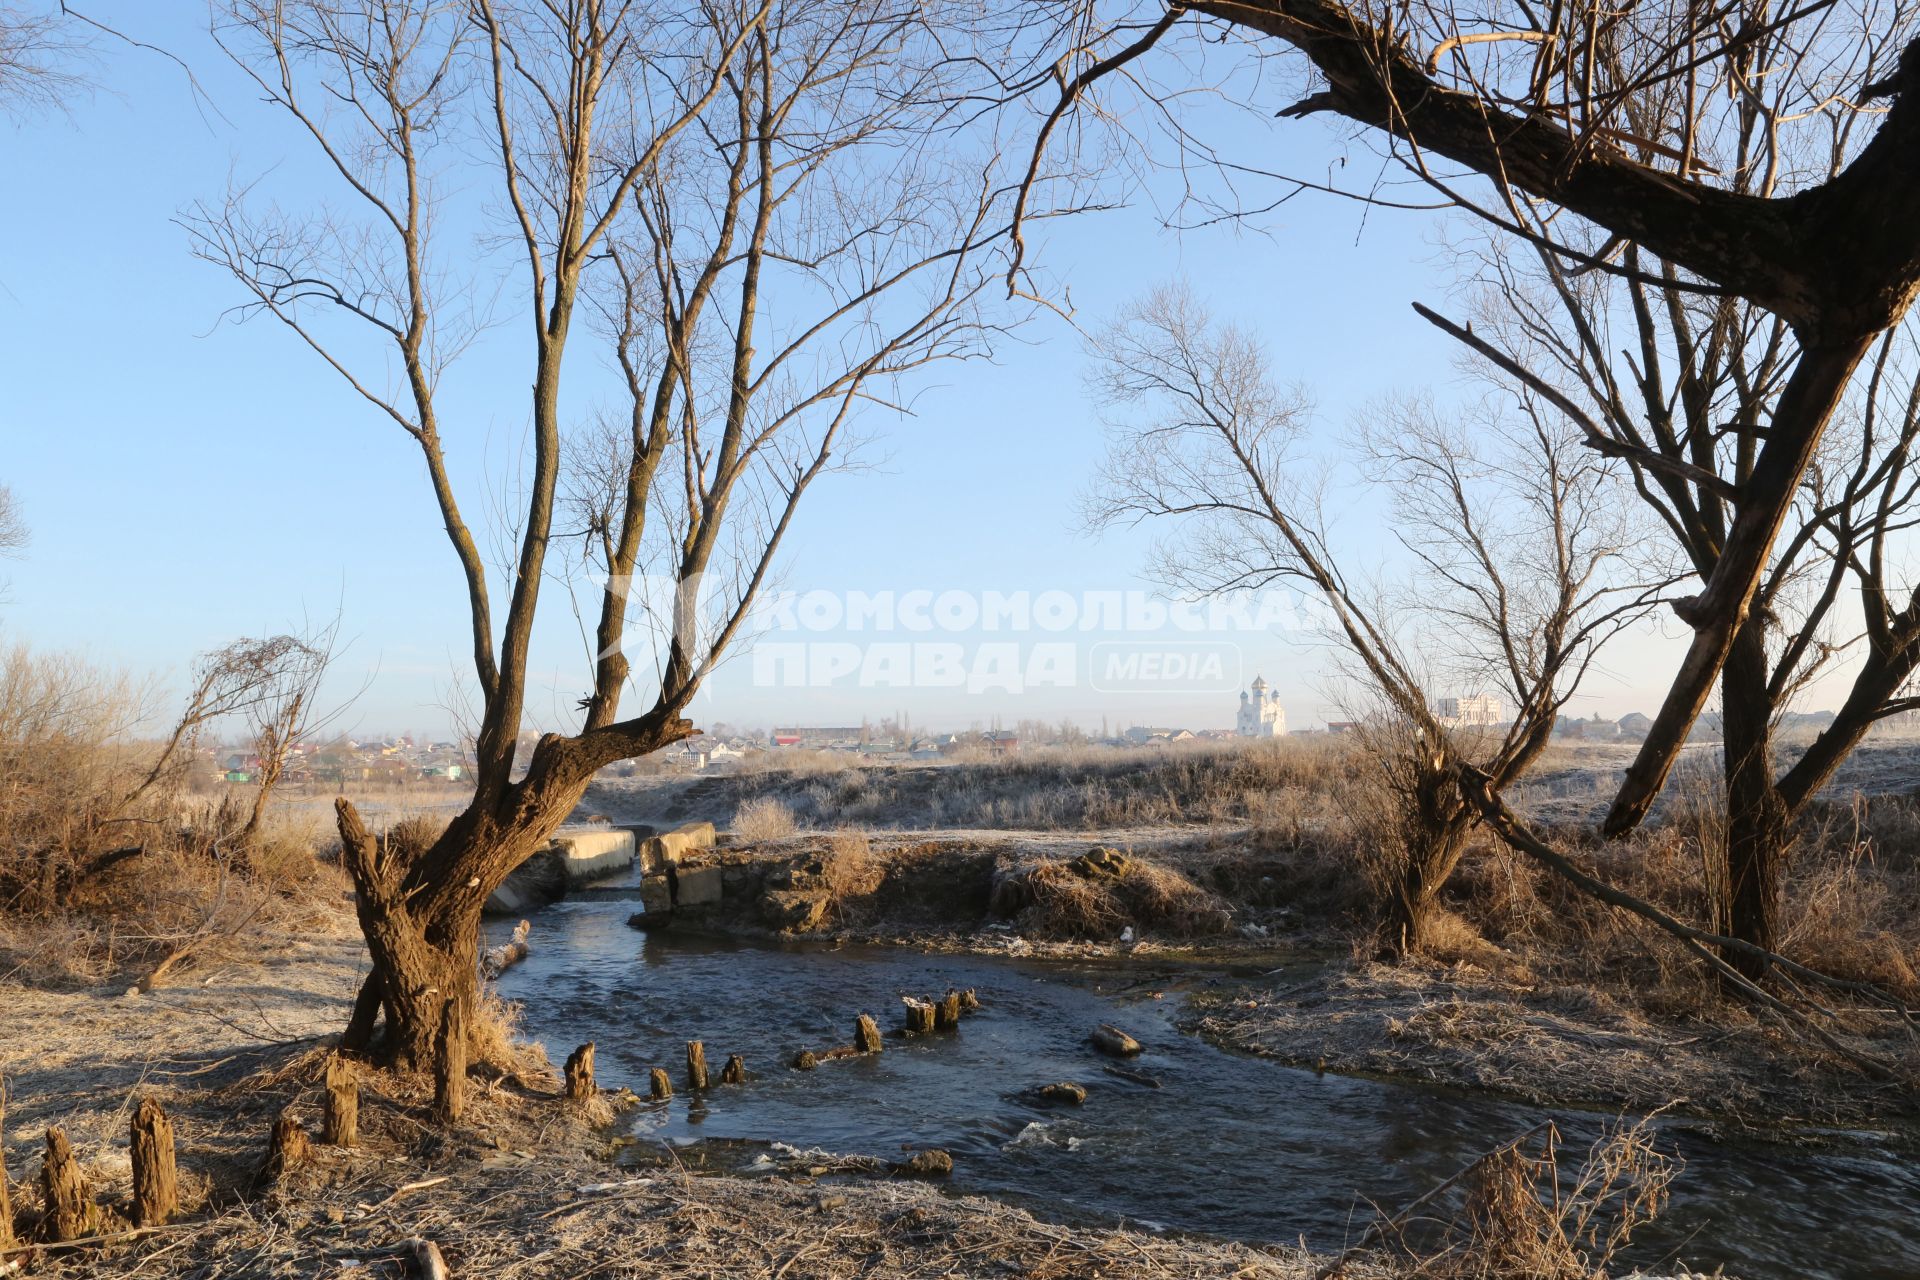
left=1423, top=220, right=1920, bottom=976
left=189, top=1, right=1026, bottom=1070
left=1023, top=0, right=1920, bottom=839
left=0, top=2, right=88, bottom=117
left=1085, top=285, right=1656, bottom=953
left=0, top=485, right=22, bottom=557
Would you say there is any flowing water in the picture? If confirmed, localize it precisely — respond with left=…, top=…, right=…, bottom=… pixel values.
left=491, top=898, right=1918, bottom=1280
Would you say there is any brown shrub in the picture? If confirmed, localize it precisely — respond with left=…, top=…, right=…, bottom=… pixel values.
left=731, top=797, right=798, bottom=843
left=1008, top=853, right=1229, bottom=941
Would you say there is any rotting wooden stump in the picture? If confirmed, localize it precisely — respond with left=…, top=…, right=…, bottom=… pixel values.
left=1037, top=1081, right=1088, bottom=1106
left=686, top=1040, right=710, bottom=1091
left=854, top=1014, right=884, bottom=1055
left=42, top=1126, right=100, bottom=1241
left=649, top=1068, right=673, bottom=1100
left=409, top=1237, right=452, bottom=1280
left=564, top=1043, right=597, bottom=1102
left=903, top=997, right=935, bottom=1034
left=892, top=1149, right=953, bottom=1178
left=262, top=1109, right=312, bottom=1183
left=1090, top=1023, right=1143, bottom=1057
left=789, top=1050, right=820, bottom=1071
left=934, top=991, right=963, bottom=1030
left=434, top=997, right=466, bottom=1124
left=957, top=988, right=980, bottom=1011
left=720, top=1054, right=747, bottom=1086
left=131, top=1097, right=179, bottom=1226
left=322, top=1054, right=358, bottom=1147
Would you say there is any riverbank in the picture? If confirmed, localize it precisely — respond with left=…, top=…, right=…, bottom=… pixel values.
left=0, top=935, right=1397, bottom=1278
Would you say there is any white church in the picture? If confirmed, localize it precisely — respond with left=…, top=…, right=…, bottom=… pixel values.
left=1235, top=675, right=1286, bottom=738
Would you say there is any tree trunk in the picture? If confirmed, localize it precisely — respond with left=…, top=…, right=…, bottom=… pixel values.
left=564, top=1043, right=596, bottom=1101
left=1384, top=800, right=1473, bottom=959
left=1720, top=622, right=1790, bottom=981
left=262, top=1109, right=311, bottom=1183
left=130, top=1098, right=179, bottom=1227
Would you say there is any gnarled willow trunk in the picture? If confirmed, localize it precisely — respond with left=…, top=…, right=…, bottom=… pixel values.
left=1718, top=622, right=1791, bottom=982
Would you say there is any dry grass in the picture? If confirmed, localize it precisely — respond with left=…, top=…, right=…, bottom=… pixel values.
left=731, top=796, right=799, bottom=843
left=995, top=849, right=1232, bottom=941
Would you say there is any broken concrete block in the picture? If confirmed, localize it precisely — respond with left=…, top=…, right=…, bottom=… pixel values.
left=552, top=828, right=637, bottom=883
left=639, top=820, right=717, bottom=872
left=674, top=865, right=724, bottom=908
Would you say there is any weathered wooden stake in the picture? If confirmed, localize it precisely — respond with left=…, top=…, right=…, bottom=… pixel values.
left=263, top=1108, right=312, bottom=1181
left=434, top=997, right=466, bottom=1124
left=958, top=988, right=980, bottom=1011
left=322, top=1054, right=358, bottom=1147
left=720, top=1054, right=747, bottom=1085
left=935, top=991, right=962, bottom=1030
left=686, top=1040, right=710, bottom=1091
left=789, top=1050, right=819, bottom=1071
left=0, top=1086, right=15, bottom=1251
left=130, top=1097, right=179, bottom=1227
left=855, top=1014, right=883, bottom=1054
left=648, top=1067, right=673, bottom=1100
left=903, top=998, right=935, bottom=1034
left=41, top=1126, right=99, bottom=1241
left=409, top=1237, right=452, bottom=1280
left=564, top=1043, right=596, bottom=1102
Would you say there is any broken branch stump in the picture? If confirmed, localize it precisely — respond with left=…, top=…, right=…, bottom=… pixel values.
left=720, top=1054, right=747, bottom=1085
left=322, top=1054, right=358, bottom=1147
left=648, top=1068, right=673, bottom=1101
left=686, top=1040, right=710, bottom=1091
left=854, top=1014, right=883, bottom=1055
left=564, top=1043, right=596, bottom=1102
left=42, top=1126, right=100, bottom=1241
left=130, top=1097, right=179, bottom=1227
left=482, top=919, right=532, bottom=978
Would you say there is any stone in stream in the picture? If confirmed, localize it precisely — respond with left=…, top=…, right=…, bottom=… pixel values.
left=720, top=1054, right=748, bottom=1085
left=1036, top=1081, right=1088, bottom=1106
left=1090, top=1023, right=1143, bottom=1057
left=649, top=1068, right=673, bottom=1100
left=854, top=1014, right=884, bottom=1055
left=687, top=1040, right=711, bottom=1090
left=790, top=1050, right=820, bottom=1071
left=892, top=1149, right=953, bottom=1178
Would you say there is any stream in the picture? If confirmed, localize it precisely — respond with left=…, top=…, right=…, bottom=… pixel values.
left=489, top=898, right=1917, bottom=1280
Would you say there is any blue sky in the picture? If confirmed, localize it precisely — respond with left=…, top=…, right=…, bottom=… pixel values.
left=0, top=4, right=1697, bottom=738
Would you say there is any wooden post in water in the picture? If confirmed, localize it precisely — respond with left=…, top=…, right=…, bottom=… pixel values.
left=903, top=998, right=935, bottom=1034
left=564, top=1043, right=596, bottom=1102
left=322, top=1054, right=358, bottom=1147
left=686, top=1040, right=710, bottom=1090
left=720, top=1054, right=747, bottom=1085
left=958, top=988, right=980, bottom=1011
left=648, top=1068, right=673, bottom=1100
left=854, top=1014, right=883, bottom=1054
left=935, top=991, right=962, bottom=1030
left=130, top=1097, right=179, bottom=1226
left=41, top=1127, right=99, bottom=1241
left=434, top=997, right=466, bottom=1124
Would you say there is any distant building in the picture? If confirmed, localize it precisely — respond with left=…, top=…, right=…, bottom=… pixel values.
left=1235, top=675, right=1286, bottom=738
left=1617, top=712, right=1653, bottom=738
left=771, top=726, right=865, bottom=749
left=984, top=729, right=1021, bottom=756
left=1436, top=694, right=1504, bottom=727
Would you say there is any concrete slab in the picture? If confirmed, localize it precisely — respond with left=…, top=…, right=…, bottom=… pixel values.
left=674, top=865, right=724, bottom=908
left=552, top=828, right=636, bottom=883
left=640, top=820, right=717, bottom=873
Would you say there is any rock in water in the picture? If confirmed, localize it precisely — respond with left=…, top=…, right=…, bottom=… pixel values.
left=1037, top=1081, right=1088, bottom=1105
left=1090, top=1023, right=1143, bottom=1057
left=892, top=1149, right=954, bottom=1177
